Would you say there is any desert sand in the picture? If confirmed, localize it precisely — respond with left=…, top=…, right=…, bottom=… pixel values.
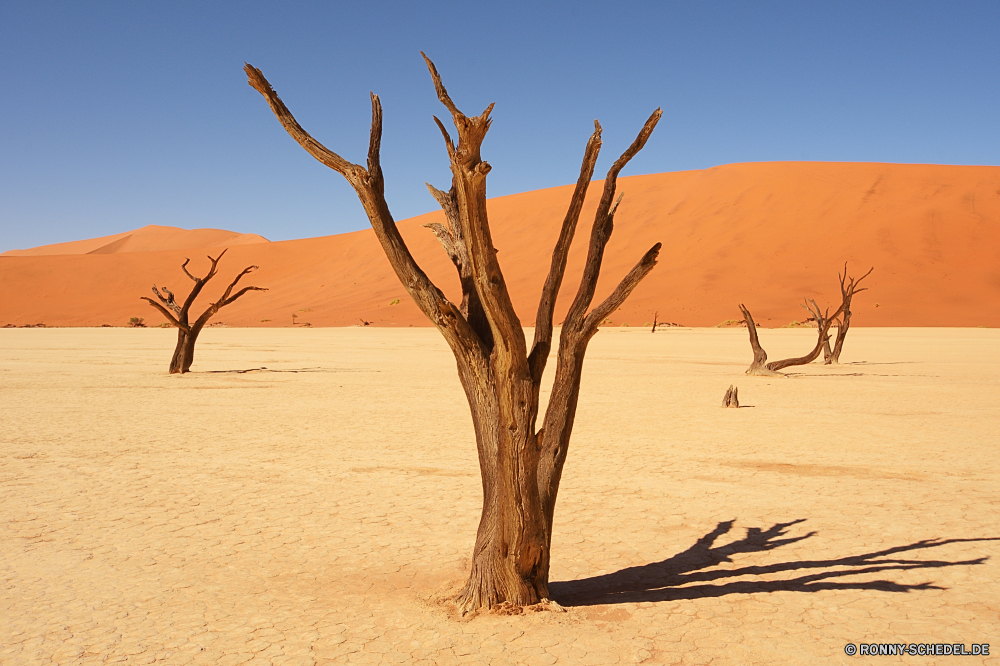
left=2, top=162, right=999, bottom=329
left=2, top=326, right=997, bottom=664
left=1, top=225, right=270, bottom=257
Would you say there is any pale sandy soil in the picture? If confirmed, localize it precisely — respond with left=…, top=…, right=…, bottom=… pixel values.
left=1, top=327, right=998, bottom=665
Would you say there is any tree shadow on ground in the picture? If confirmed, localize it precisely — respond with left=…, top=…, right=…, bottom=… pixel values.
left=549, top=519, right=998, bottom=606
left=202, top=367, right=345, bottom=374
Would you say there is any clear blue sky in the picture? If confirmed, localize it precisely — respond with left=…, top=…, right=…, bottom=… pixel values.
left=1, top=1, right=997, bottom=252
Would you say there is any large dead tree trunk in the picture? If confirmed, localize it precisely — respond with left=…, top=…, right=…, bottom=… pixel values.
left=828, top=264, right=874, bottom=364
left=245, top=55, right=661, bottom=612
left=740, top=298, right=845, bottom=376
left=141, top=250, right=266, bottom=373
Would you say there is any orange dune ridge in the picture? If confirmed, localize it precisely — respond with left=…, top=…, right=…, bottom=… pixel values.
left=1, top=162, right=998, bottom=328
left=0, top=224, right=270, bottom=256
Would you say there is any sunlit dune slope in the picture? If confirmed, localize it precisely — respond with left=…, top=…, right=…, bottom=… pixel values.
left=1, top=225, right=270, bottom=256
left=1, top=162, right=998, bottom=327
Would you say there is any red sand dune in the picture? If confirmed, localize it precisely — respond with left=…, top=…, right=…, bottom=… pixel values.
left=1, top=162, right=998, bottom=328
left=1, top=224, right=270, bottom=256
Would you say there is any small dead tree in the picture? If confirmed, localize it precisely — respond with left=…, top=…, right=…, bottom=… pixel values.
left=828, top=264, right=874, bottom=364
left=141, top=250, right=266, bottom=374
left=739, top=299, right=845, bottom=376
left=246, top=54, right=661, bottom=612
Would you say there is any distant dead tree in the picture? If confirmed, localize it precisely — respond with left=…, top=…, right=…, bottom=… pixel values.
left=739, top=298, right=845, bottom=376
left=828, top=264, right=873, bottom=364
left=141, top=250, right=266, bottom=374
left=246, top=54, right=661, bottom=612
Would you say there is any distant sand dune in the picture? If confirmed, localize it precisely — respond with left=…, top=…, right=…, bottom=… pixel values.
left=1, top=162, right=998, bottom=327
left=1, top=224, right=270, bottom=257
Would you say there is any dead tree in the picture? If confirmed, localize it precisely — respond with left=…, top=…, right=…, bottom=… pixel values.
left=828, top=264, right=874, bottom=364
left=798, top=299, right=834, bottom=363
left=739, top=299, right=845, bottom=376
left=141, top=250, right=266, bottom=374
left=245, top=54, right=661, bottom=612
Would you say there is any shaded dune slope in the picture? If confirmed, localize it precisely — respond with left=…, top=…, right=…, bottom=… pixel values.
left=1, top=162, right=998, bottom=328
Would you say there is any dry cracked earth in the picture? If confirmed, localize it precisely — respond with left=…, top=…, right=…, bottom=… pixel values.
left=1, top=327, right=997, bottom=665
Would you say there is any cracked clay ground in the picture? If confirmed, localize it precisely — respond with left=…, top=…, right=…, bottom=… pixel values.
left=1, top=327, right=998, bottom=665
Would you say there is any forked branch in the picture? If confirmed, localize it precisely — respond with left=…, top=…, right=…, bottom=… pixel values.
left=422, top=52, right=494, bottom=168
left=840, top=263, right=874, bottom=300
left=244, top=64, right=355, bottom=176
left=421, top=54, right=520, bottom=350
left=582, top=243, right=662, bottom=332
left=152, top=285, right=182, bottom=314
left=528, top=121, right=603, bottom=379
left=563, top=109, right=662, bottom=332
left=245, top=62, right=481, bottom=354
left=140, top=296, right=188, bottom=331
left=218, top=265, right=266, bottom=306
left=830, top=263, right=874, bottom=363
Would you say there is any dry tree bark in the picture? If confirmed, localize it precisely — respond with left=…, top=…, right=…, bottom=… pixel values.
left=141, top=250, right=266, bottom=374
left=722, top=385, right=739, bottom=408
left=739, top=298, right=845, bottom=376
left=245, top=54, right=661, bottom=613
left=828, top=264, right=874, bottom=364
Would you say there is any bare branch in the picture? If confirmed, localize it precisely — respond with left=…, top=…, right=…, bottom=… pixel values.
left=801, top=298, right=824, bottom=325
left=582, top=243, right=661, bottom=333
left=178, top=252, right=225, bottom=313
left=152, top=285, right=182, bottom=315
left=831, top=264, right=874, bottom=363
left=367, top=93, right=384, bottom=194
left=221, top=286, right=268, bottom=308
left=423, top=222, right=463, bottom=269
left=424, top=182, right=491, bottom=346
left=420, top=52, right=520, bottom=354
left=217, top=265, right=264, bottom=306
left=246, top=62, right=479, bottom=355
left=244, top=64, right=355, bottom=176
left=739, top=304, right=774, bottom=375
left=432, top=116, right=456, bottom=159
left=529, top=121, right=603, bottom=379
left=564, top=109, right=662, bottom=330
left=425, top=182, right=461, bottom=238
left=840, top=263, right=874, bottom=298
left=140, top=297, right=189, bottom=332
left=205, top=250, right=226, bottom=278
left=421, top=51, right=462, bottom=119
left=181, top=258, right=197, bottom=282
left=609, top=192, right=624, bottom=217
left=422, top=52, right=494, bottom=168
